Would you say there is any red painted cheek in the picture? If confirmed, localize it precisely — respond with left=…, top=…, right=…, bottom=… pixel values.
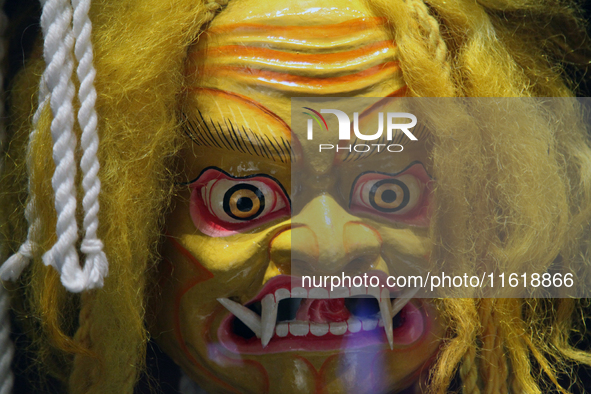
left=167, top=236, right=270, bottom=393
left=167, top=237, right=239, bottom=393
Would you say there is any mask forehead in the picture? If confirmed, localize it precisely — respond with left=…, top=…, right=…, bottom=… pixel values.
left=186, top=0, right=406, bottom=126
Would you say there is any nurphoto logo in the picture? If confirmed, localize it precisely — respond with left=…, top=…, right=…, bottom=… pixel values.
left=303, top=107, right=418, bottom=153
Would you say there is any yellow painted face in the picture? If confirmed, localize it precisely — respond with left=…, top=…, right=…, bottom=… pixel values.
left=154, top=1, right=445, bottom=392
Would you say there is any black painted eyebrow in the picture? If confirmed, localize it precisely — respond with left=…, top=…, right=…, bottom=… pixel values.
left=182, top=111, right=293, bottom=163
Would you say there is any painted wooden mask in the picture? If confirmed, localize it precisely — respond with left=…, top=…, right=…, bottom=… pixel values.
left=155, top=1, right=445, bottom=392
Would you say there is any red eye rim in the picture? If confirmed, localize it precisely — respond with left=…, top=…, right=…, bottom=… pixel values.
left=349, top=161, right=432, bottom=226
left=188, top=166, right=291, bottom=237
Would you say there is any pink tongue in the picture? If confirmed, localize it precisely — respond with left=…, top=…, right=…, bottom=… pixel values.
left=295, top=299, right=351, bottom=323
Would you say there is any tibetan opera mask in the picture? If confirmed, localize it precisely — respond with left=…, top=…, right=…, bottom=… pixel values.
left=155, top=0, right=446, bottom=392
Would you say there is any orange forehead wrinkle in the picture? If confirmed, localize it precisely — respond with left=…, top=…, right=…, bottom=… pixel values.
left=205, top=17, right=388, bottom=38
left=191, top=41, right=396, bottom=67
left=187, top=16, right=404, bottom=97
left=196, top=63, right=400, bottom=93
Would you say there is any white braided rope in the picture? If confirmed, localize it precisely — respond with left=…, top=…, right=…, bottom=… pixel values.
left=39, top=0, right=99, bottom=293
left=72, top=0, right=107, bottom=286
left=2, top=0, right=107, bottom=292
left=39, top=0, right=80, bottom=291
left=0, top=2, right=15, bottom=393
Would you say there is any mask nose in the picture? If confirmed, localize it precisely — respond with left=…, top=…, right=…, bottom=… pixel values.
left=268, top=194, right=383, bottom=277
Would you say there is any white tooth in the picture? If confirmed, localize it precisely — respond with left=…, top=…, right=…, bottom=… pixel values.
left=309, top=288, right=328, bottom=299
left=310, top=323, right=329, bottom=336
left=347, top=317, right=362, bottom=333
left=381, top=288, right=390, bottom=301
left=291, top=287, right=307, bottom=298
left=261, top=294, right=278, bottom=347
left=367, top=286, right=380, bottom=300
left=275, top=288, right=290, bottom=302
left=329, top=322, right=347, bottom=335
left=362, top=319, right=378, bottom=331
left=350, top=286, right=366, bottom=297
left=217, top=298, right=262, bottom=338
left=330, top=287, right=349, bottom=299
left=392, top=287, right=420, bottom=316
left=276, top=323, right=289, bottom=337
left=289, top=321, right=310, bottom=336
left=379, top=294, right=394, bottom=350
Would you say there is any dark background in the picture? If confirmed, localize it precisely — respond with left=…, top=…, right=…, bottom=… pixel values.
left=3, top=0, right=591, bottom=393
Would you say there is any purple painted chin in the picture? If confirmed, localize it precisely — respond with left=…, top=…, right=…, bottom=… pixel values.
left=217, top=301, right=427, bottom=355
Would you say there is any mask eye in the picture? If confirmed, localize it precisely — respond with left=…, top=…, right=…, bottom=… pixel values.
left=358, top=174, right=420, bottom=216
left=190, top=168, right=290, bottom=237
left=369, top=178, right=411, bottom=213
left=349, top=163, right=431, bottom=225
left=208, top=178, right=284, bottom=224
left=223, top=184, right=264, bottom=220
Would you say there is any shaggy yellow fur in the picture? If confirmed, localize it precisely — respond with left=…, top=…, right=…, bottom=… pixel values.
left=2, top=0, right=591, bottom=393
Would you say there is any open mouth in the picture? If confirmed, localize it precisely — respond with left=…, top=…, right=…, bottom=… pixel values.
left=217, top=275, right=426, bottom=354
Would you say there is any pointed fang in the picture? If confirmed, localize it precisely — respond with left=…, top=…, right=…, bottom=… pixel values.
left=261, top=293, right=278, bottom=347
left=379, top=294, right=394, bottom=350
left=217, top=298, right=262, bottom=338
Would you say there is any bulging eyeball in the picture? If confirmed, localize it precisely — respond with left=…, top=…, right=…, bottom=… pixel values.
left=190, top=167, right=290, bottom=237
left=349, top=163, right=432, bottom=225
